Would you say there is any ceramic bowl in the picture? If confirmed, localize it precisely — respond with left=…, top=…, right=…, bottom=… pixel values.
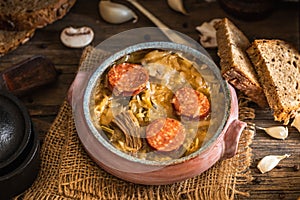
left=73, top=41, right=246, bottom=185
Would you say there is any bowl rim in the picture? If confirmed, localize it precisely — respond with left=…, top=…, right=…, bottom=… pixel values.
left=83, top=41, right=231, bottom=166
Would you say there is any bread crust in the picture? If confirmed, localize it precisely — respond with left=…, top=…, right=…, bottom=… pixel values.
left=215, top=18, right=268, bottom=107
left=0, top=30, right=35, bottom=57
left=0, top=0, right=76, bottom=31
left=247, top=39, right=300, bottom=124
left=0, top=0, right=76, bottom=56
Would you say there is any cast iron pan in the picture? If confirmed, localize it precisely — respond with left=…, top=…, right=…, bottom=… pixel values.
left=0, top=55, right=56, bottom=169
left=0, top=90, right=31, bottom=170
left=0, top=55, right=56, bottom=198
left=0, top=122, right=40, bottom=200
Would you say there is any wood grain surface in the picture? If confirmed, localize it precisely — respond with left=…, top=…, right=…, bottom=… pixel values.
left=0, top=0, right=299, bottom=199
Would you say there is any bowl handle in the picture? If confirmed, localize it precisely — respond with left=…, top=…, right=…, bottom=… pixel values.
left=222, top=119, right=247, bottom=159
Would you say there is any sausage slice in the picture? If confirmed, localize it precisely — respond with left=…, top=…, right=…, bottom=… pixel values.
left=172, top=87, right=210, bottom=119
left=108, top=63, right=149, bottom=96
left=146, top=118, right=186, bottom=152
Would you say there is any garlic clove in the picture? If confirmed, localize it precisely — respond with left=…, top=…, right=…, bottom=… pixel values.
left=291, top=113, right=300, bottom=133
left=99, top=0, right=138, bottom=24
left=257, top=154, right=290, bottom=173
left=167, top=0, right=187, bottom=15
left=60, top=26, right=94, bottom=48
left=256, top=125, right=288, bottom=140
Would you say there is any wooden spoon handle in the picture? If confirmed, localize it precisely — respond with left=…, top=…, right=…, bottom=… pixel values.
left=127, top=0, right=191, bottom=46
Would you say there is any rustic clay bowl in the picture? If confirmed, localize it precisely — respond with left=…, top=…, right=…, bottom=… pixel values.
left=73, top=41, right=246, bottom=185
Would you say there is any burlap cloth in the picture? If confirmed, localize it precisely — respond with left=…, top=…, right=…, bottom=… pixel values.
left=16, top=46, right=255, bottom=200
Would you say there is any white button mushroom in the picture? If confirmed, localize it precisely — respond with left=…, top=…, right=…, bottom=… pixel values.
left=60, top=26, right=94, bottom=48
left=196, top=19, right=221, bottom=48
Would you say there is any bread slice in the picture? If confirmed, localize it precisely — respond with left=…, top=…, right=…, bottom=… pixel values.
left=0, top=30, right=35, bottom=57
left=214, top=18, right=268, bottom=107
left=0, top=0, right=76, bottom=31
left=247, top=39, right=300, bottom=124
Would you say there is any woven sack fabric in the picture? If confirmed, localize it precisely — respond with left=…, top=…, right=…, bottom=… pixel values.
left=16, top=46, right=255, bottom=200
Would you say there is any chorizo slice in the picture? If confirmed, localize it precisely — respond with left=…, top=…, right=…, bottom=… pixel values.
left=108, top=63, right=149, bottom=96
left=172, top=87, right=210, bottom=119
left=146, top=118, right=186, bottom=152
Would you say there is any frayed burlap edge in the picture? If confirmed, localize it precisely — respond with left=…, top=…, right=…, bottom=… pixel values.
left=16, top=46, right=255, bottom=200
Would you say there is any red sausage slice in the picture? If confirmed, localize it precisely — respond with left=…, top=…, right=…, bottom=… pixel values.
left=146, top=118, right=186, bottom=152
left=172, top=87, right=210, bottom=119
left=108, top=63, right=149, bottom=96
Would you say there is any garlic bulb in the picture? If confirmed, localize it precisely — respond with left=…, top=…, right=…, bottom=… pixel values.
left=99, top=0, right=138, bottom=24
left=256, top=125, right=288, bottom=140
left=257, top=154, right=290, bottom=173
left=291, top=113, right=300, bottom=133
left=167, top=0, right=187, bottom=15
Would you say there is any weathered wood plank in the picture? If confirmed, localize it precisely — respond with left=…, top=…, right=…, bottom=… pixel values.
left=0, top=0, right=299, bottom=199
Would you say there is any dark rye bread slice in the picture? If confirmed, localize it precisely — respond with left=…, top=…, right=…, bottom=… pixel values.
left=214, top=18, right=268, bottom=107
left=247, top=39, right=300, bottom=124
left=0, top=0, right=76, bottom=31
left=0, top=30, right=35, bottom=57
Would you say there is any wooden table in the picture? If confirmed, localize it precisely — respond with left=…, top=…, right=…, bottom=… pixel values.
left=0, top=0, right=299, bottom=199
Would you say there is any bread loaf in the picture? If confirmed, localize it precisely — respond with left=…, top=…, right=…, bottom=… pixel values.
left=0, top=30, right=35, bottom=57
left=247, top=39, right=300, bottom=124
left=215, top=18, right=268, bottom=107
left=0, top=0, right=76, bottom=30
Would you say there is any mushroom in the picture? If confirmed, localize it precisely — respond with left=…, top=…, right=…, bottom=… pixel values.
left=60, top=26, right=94, bottom=48
left=196, top=19, right=221, bottom=48
left=112, top=110, right=143, bottom=153
left=257, top=154, right=290, bottom=173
